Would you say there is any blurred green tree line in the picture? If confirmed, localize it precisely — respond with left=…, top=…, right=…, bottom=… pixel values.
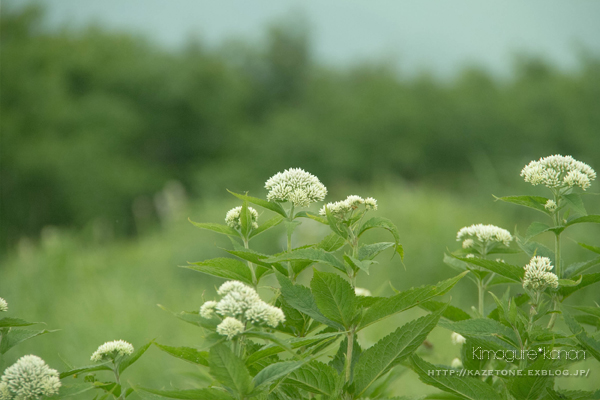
left=1, top=5, right=599, bottom=248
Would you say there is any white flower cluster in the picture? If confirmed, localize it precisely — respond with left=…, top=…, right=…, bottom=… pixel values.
left=451, top=332, right=466, bottom=345
left=0, top=298, right=7, bottom=312
left=265, top=168, right=327, bottom=207
left=224, top=206, right=259, bottom=230
left=1, top=355, right=61, bottom=399
left=523, top=256, right=559, bottom=291
left=456, top=224, right=512, bottom=247
left=544, top=200, right=557, bottom=212
left=521, top=155, right=596, bottom=190
left=319, top=195, right=377, bottom=216
left=90, top=340, right=134, bottom=362
left=200, top=281, right=285, bottom=340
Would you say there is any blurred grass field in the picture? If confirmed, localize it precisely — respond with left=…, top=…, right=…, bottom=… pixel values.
left=2, top=181, right=599, bottom=396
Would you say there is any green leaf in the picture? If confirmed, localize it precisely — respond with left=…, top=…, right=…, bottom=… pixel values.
left=227, top=190, right=287, bottom=218
left=59, top=363, right=112, bottom=379
left=516, top=234, right=555, bottom=260
left=154, top=343, right=208, bottom=366
left=316, top=233, right=346, bottom=252
left=410, top=354, right=502, bottom=400
left=285, top=361, right=340, bottom=397
left=358, top=272, right=467, bottom=330
left=295, top=211, right=328, bottom=224
left=157, top=305, right=218, bottom=330
left=439, top=318, right=519, bottom=347
left=353, top=307, right=446, bottom=397
left=419, top=300, right=471, bottom=322
left=249, top=215, right=284, bottom=239
left=311, top=270, right=357, bottom=328
left=494, top=195, right=550, bottom=215
left=325, top=206, right=349, bottom=239
left=569, top=305, right=600, bottom=319
left=563, top=193, right=587, bottom=216
left=578, top=242, right=600, bottom=254
left=559, top=273, right=600, bottom=299
left=245, top=332, right=342, bottom=366
left=565, top=256, right=600, bottom=277
left=0, top=328, right=55, bottom=355
left=562, top=308, right=600, bottom=362
left=183, top=258, right=253, bottom=285
left=55, top=383, right=95, bottom=398
left=265, top=248, right=346, bottom=273
left=507, top=354, right=565, bottom=400
left=239, top=201, right=252, bottom=237
left=358, top=242, right=395, bottom=261
left=136, top=386, right=233, bottom=399
left=443, top=254, right=468, bottom=272
left=565, top=214, right=600, bottom=227
left=276, top=273, right=343, bottom=330
left=0, top=317, right=37, bottom=328
left=558, top=276, right=582, bottom=287
left=525, top=221, right=552, bottom=240
left=344, top=254, right=376, bottom=274
left=252, top=360, right=307, bottom=392
left=118, top=340, right=153, bottom=373
left=209, top=343, right=253, bottom=396
left=454, top=256, right=524, bottom=283
left=357, top=217, right=400, bottom=244
left=188, top=219, right=239, bottom=237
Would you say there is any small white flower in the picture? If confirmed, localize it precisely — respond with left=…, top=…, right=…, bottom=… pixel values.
left=1, top=355, right=61, bottom=399
left=364, top=197, right=378, bottom=210
left=91, top=340, right=134, bottom=362
left=544, top=200, right=557, bottom=213
left=456, top=224, right=512, bottom=247
left=216, top=317, right=245, bottom=339
left=200, top=301, right=218, bottom=319
left=225, top=206, right=259, bottom=230
left=451, top=332, right=466, bottom=345
left=496, top=258, right=505, bottom=263
left=215, top=281, right=261, bottom=318
left=462, top=239, right=474, bottom=249
left=465, top=254, right=475, bottom=259
left=0, top=298, right=7, bottom=312
left=354, top=287, right=372, bottom=297
left=245, top=302, right=285, bottom=328
left=265, top=168, right=327, bottom=207
left=523, top=256, right=559, bottom=291
left=521, top=155, right=596, bottom=190
left=451, top=358, right=463, bottom=368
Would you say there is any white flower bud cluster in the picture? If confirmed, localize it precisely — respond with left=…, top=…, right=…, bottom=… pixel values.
left=354, top=287, right=372, bottom=297
left=461, top=239, right=474, bottom=249
left=456, top=224, right=512, bottom=247
left=451, top=358, right=463, bottom=368
left=200, top=281, right=285, bottom=340
left=544, top=200, right=557, bottom=212
left=224, top=206, right=259, bottom=230
left=319, top=195, right=377, bottom=216
left=265, top=168, right=327, bottom=207
left=1, top=355, right=61, bottom=399
left=523, top=256, right=559, bottom=291
left=91, top=340, right=134, bottom=362
left=521, top=155, right=596, bottom=190
left=0, top=298, right=7, bottom=312
left=451, top=332, right=466, bottom=345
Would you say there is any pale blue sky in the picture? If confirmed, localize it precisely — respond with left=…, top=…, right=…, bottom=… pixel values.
left=29, top=0, right=600, bottom=77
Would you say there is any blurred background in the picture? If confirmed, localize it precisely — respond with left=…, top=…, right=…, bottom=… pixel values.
left=1, top=0, right=600, bottom=396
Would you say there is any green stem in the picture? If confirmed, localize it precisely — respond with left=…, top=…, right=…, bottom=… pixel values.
left=477, top=278, right=485, bottom=316
left=113, top=364, right=124, bottom=400
left=243, top=237, right=257, bottom=287
left=345, top=330, right=354, bottom=385
left=286, top=205, right=295, bottom=279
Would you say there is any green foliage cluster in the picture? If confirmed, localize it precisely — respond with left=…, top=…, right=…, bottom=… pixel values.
left=2, top=5, right=600, bottom=247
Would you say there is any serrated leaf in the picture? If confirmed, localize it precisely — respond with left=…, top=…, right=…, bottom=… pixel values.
left=295, top=211, right=328, bottom=224
left=316, top=233, right=346, bottom=252
left=0, top=328, right=55, bottom=355
left=525, top=221, right=552, bottom=241
left=563, top=193, right=587, bottom=216
left=516, top=234, right=555, bottom=260
left=227, top=190, right=287, bottom=218
left=344, top=254, right=376, bottom=274
left=559, top=273, right=600, bottom=299
left=55, top=383, right=95, bottom=398
left=265, top=248, right=346, bottom=273
left=60, top=363, right=112, bottom=379
left=248, top=215, right=284, bottom=239
left=420, top=300, right=471, bottom=322
left=565, top=214, right=600, bottom=227
left=0, top=317, right=37, bottom=328
left=558, top=276, right=582, bottom=287
left=578, top=242, right=600, bottom=255
left=443, top=254, right=468, bottom=272
left=565, top=257, right=600, bottom=277
left=118, top=339, right=153, bottom=373
left=409, top=354, right=502, bottom=400
left=494, top=195, right=550, bottom=215
left=209, top=343, right=253, bottom=395
left=325, top=206, right=349, bottom=239
left=136, top=386, right=233, bottom=399
left=562, top=308, right=600, bottom=362
left=276, top=273, right=343, bottom=330
left=439, top=318, right=520, bottom=347
left=154, top=343, right=208, bottom=366
left=252, top=360, right=307, bottom=392
left=358, top=217, right=400, bottom=244
left=353, top=307, right=445, bottom=397
left=311, top=270, right=357, bottom=328
left=188, top=220, right=239, bottom=237
left=569, top=305, right=600, bottom=319
left=184, top=258, right=253, bottom=285
left=285, top=360, right=340, bottom=396
left=358, top=242, right=395, bottom=261
left=454, top=255, right=524, bottom=283
left=358, top=272, right=467, bottom=330
left=507, top=354, right=564, bottom=400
